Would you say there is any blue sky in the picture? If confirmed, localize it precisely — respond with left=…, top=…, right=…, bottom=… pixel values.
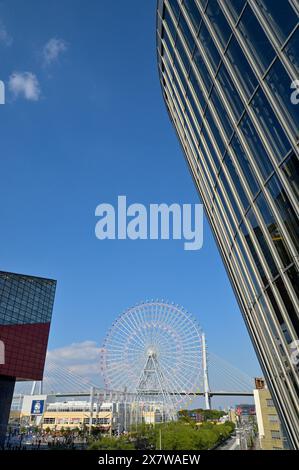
left=0, top=0, right=261, bottom=390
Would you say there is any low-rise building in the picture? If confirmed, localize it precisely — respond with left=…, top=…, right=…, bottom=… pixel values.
left=253, top=378, right=286, bottom=450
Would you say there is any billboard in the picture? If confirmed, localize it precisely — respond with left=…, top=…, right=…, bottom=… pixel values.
left=31, top=400, right=45, bottom=415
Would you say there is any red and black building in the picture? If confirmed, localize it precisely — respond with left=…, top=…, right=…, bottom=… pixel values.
left=0, top=271, right=56, bottom=445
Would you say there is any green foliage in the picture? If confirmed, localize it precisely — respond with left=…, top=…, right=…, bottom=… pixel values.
left=89, top=436, right=135, bottom=450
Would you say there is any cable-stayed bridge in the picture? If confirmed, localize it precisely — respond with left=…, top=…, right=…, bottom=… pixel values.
left=14, top=350, right=254, bottom=409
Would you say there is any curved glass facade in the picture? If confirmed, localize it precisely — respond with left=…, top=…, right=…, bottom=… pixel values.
left=157, top=0, right=299, bottom=448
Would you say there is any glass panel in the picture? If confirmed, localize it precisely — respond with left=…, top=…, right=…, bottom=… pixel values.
left=183, top=0, right=202, bottom=33
left=205, top=0, right=232, bottom=49
left=251, top=88, right=291, bottom=163
left=265, top=59, right=299, bottom=141
left=198, top=21, right=221, bottom=72
left=230, top=134, right=259, bottom=196
left=223, top=153, right=249, bottom=209
left=168, top=0, right=181, bottom=20
left=189, top=67, right=206, bottom=109
left=164, top=6, right=177, bottom=41
left=256, top=192, right=292, bottom=268
left=192, top=46, right=213, bottom=92
left=267, top=174, right=299, bottom=253
left=201, top=124, right=221, bottom=169
left=225, top=35, right=258, bottom=99
left=239, top=113, right=274, bottom=179
left=247, top=208, right=279, bottom=278
left=216, top=63, right=244, bottom=120
left=175, top=35, right=190, bottom=72
left=222, top=0, right=246, bottom=23
left=186, top=86, right=203, bottom=132
left=210, top=86, right=234, bottom=139
left=275, top=277, right=299, bottom=336
left=235, top=232, right=260, bottom=293
left=216, top=184, right=237, bottom=233
left=237, top=4, right=276, bottom=73
left=240, top=219, right=268, bottom=286
left=286, top=265, right=299, bottom=301
left=284, top=27, right=299, bottom=74
left=219, top=168, right=242, bottom=222
left=179, top=10, right=195, bottom=52
left=205, top=106, right=226, bottom=155
left=281, top=152, right=299, bottom=200
left=255, top=0, right=299, bottom=45
left=266, top=287, right=292, bottom=343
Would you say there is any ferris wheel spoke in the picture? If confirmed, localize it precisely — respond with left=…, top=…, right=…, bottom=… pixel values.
left=101, top=301, right=203, bottom=410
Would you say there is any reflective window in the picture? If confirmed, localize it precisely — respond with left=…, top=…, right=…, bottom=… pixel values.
left=267, top=174, right=299, bottom=253
left=216, top=63, right=244, bottom=120
left=189, top=67, right=206, bottom=110
left=235, top=232, right=260, bottom=294
left=201, top=124, right=221, bottom=170
left=265, top=59, right=299, bottom=140
left=240, top=220, right=268, bottom=286
left=175, top=35, right=190, bottom=72
left=186, top=86, right=203, bottom=132
left=223, top=153, right=249, bottom=210
left=168, top=0, right=181, bottom=20
left=162, top=28, right=174, bottom=65
left=210, top=86, right=234, bottom=139
left=237, top=4, right=276, bottom=73
left=200, top=142, right=217, bottom=185
left=281, top=152, right=299, bottom=201
left=198, top=0, right=208, bottom=9
left=266, top=287, right=292, bottom=342
left=219, top=169, right=242, bottom=222
left=225, top=35, right=258, bottom=99
left=284, top=27, right=299, bottom=74
left=247, top=208, right=279, bottom=278
left=175, top=57, right=189, bottom=94
left=205, top=0, right=232, bottom=49
left=216, top=185, right=237, bottom=233
left=250, top=88, right=291, bottom=163
left=256, top=192, right=292, bottom=268
left=275, top=277, right=299, bottom=336
left=198, top=21, right=221, bottom=72
left=192, top=47, right=213, bottom=92
left=255, top=0, right=299, bottom=45
left=200, top=142, right=217, bottom=184
left=205, top=106, right=226, bottom=155
left=230, top=134, right=259, bottom=196
left=179, top=10, right=195, bottom=52
left=183, top=0, right=202, bottom=32
left=286, top=265, right=299, bottom=301
left=164, top=6, right=177, bottom=41
left=239, top=113, right=274, bottom=179
left=222, top=0, right=246, bottom=23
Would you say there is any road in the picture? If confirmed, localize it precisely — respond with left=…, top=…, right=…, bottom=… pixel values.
left=216, top=434, right=240, bottom=450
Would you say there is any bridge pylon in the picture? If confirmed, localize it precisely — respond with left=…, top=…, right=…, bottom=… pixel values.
left=202, top=333, right=211, bottom=410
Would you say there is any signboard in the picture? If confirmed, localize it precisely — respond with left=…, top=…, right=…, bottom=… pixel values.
left=31, top=400, right=45, bottom=415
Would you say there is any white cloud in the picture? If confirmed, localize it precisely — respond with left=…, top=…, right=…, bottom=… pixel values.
left=0, top=20, right=12, bottom=46
left=43, top=37, right=68, bottom=65
left=8, top=72, right=41, bottom=101
left=47, top=341, right=102, bottom=379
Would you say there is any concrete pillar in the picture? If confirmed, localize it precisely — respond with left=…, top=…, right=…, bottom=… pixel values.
left=0, top=375, right=16, bottom=448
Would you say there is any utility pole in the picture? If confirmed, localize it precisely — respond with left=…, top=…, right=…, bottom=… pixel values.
left=202, top=333, right=211, bottom=410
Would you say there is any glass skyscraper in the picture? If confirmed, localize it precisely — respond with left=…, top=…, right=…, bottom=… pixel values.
left=0, top=271, right=56, bottom=445
left=156, top=0, right=299, bottom=448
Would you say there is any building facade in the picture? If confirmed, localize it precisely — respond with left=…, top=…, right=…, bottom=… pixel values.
left=156, top=0, right=299, bottom=448
left=254, top=379, right=286, bottom=450
left=0, top=271, right=56, bottom=444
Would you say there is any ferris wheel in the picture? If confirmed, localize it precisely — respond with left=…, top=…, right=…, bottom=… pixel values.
left=100, top=301, right=203, bottom=412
